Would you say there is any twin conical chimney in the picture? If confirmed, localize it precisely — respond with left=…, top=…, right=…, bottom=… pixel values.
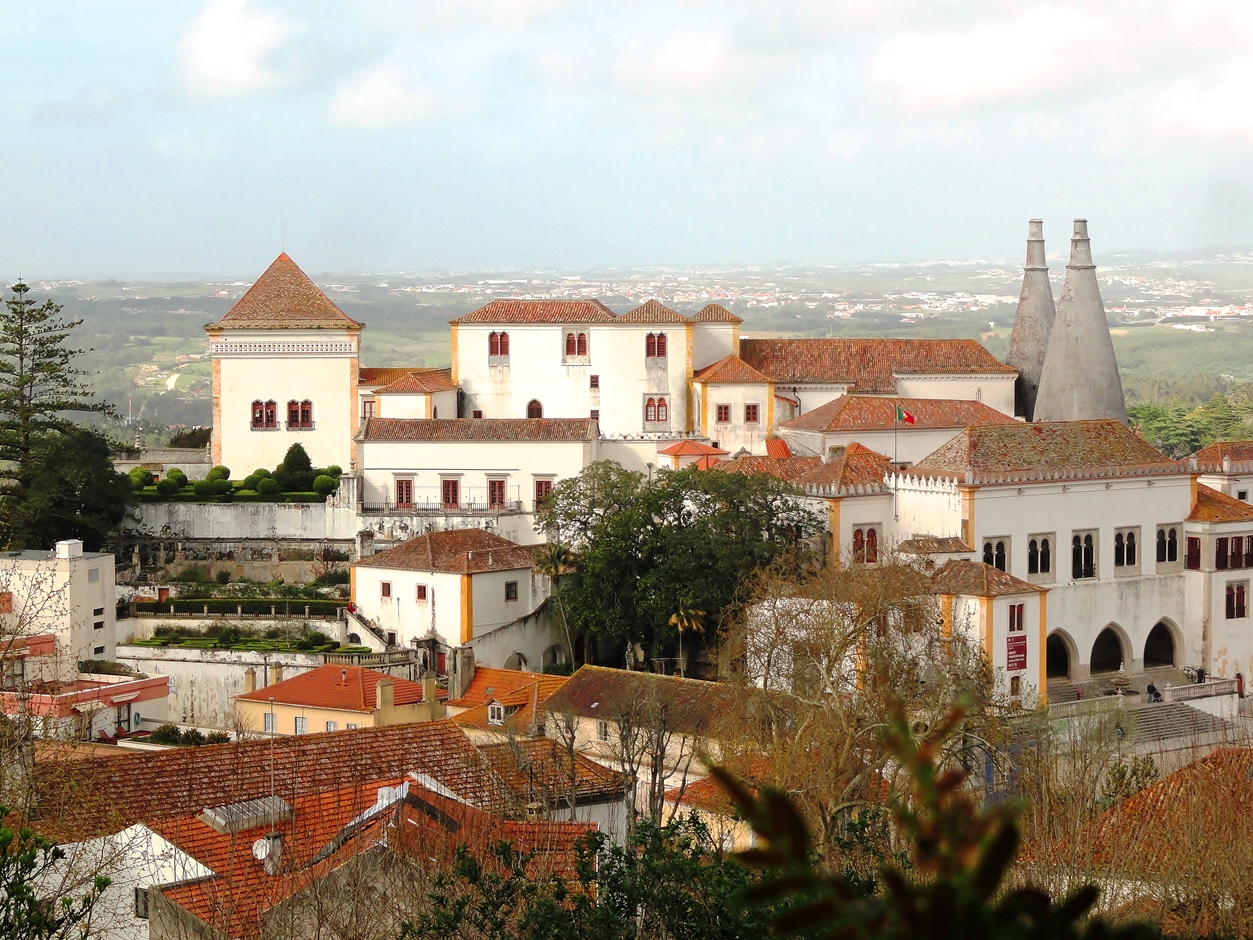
left=1032, top=220, right=1127, bottom=424
left=1006, top=220, right=1056, bottom=420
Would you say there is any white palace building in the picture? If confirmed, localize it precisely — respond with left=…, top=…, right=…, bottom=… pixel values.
left=189, top=223, right=1253, bottom=704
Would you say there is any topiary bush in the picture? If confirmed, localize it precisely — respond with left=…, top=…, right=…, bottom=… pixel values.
left=156, top=478, right=180, bottom=496
left=242, top=474, right=261, bottom=491
left=180, top=728, right=205, bottom=747
left=210, top=465, right=230, bottom=480
left=211, top=478, right=231, bottom=495
left=129, top=467, right=155, bottom=490
left=257, top=478, right=281, bottom=496
left=167, top=468, right=188, bottom=487
left=313, top=474, right=338, bottom=496
left=324, top=465, right=342, bottom=477
left=215, top=569, right=231, bottom=584
left=193, top=479, right=214, bottom=497
left=252, top=468, right=271, bottom=479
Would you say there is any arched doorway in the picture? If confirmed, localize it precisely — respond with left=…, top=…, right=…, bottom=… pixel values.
left=527, top=399, right=543, bottom=419
left=1046, top=633, right=1071, bottom=679
left=1090, top=626, right=1125, bottom=674
left=1144, top=621, right=1176, bottom=667
left=503, top=651, right=528, bottom=671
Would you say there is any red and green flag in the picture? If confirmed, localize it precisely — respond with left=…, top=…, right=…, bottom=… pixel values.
left=895, top=405, right=916, bottom=425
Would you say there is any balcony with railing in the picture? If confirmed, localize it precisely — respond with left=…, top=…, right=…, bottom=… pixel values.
left=361, top=483, right=524, bottom=515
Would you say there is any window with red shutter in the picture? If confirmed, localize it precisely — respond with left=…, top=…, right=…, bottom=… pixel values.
left=577, top=333, right=587, bottom=356
left=396, top=479, right=413, bottom=509
left=441, top=478, right=460, bottom=508
left=489, top=479, right=506, bottom=508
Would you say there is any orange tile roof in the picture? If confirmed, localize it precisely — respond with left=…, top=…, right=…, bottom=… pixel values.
left=452, top=673, right=568, bottom=731
left=664, top=773, right=742, bottom=818
left=478, top=738, right=623, bottom=805
left=796, top=444, right=892, bottom=493
left=1187, top=484, right=1253, bottom=524
left=711, top=455, right=822, bottom=482
left=739, top=338, right=1014, bottom=391
left=359, top=366, right=424, bottom=386
left=544, top=666, right=742, bottom=738
left=930, top=559, right=1043, bottom=597
left=783, top=395, right=1018, bottom=433
left=357, top=529, right=538, bottom=575
left=693, top=354, right=773, bottom=385
left=1192, top=439, right=1253, bottom=471
left=207, top=254, right=363, bottom=332
left=765, top=437, right=792, bottom=459
left=898, top=535, right=973, bottom=555
left=372, top=368, right=456, bottom=394
left=233, top=664, right=436, bottom=712
left=907, top=419, right=1182, bottom=484
left=450, top=667, right=561, bottom=709
left=693, top=304, right=743, bottom=324
left=359, top=417, right=597, bottom=443
left=616, top=299, right=693, bottom=323
left=657, top=439, right=729, bottom=457
left=451, top=299, right=617, bottom=324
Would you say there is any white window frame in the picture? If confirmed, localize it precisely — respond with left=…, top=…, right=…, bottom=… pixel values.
left=294, top=716, right=308, bottom=735
left=596, top=718, right=610, bottom=742
left=264, top=711, right=276, bottom=734
left=488, top=703, right=505, bottom=725
left=325, top=720, right=338, bottom=733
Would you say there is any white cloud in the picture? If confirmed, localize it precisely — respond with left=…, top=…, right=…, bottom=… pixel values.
left=615, top=27, right=734, bottom=98
left=179, top=0, right=294, bottom=100
left=328, top=65, right=441, bottom=128
left=1130, top=57, right=1253, bottom=145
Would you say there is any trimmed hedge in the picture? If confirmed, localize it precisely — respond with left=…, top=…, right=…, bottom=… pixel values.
left=135, top=597, right=343, bottom=616
left=135, top=490, right=327, bottom=504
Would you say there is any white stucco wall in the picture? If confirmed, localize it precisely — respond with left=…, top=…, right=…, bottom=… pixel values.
left=783, top=426, right=960, bottom=466
left=0, top=547, right=116, bottom=670
left=690, top=323, right=737, bottom=371
left=698, top=382, right=771, bottom=455
left=893, top=374, right=1016, bottom=416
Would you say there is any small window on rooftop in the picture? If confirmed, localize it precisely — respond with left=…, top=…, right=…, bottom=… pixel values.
left=488, top=703, right=505, bottom=725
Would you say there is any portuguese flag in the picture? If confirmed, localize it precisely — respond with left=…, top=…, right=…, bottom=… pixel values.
left=895, top=404, right=916, bottom=425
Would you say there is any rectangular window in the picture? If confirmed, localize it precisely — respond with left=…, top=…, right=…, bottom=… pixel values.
left=325, top=720, right=338, bottom=733
left=1186, top=536, right=1202, bottom=570
left=596, top=719, right=610, bottom=742
left=94, top=620, right=104, bottom=631
left=88, top=569, right=100, bottom=584
left=363, top=399, right=375, bottom=419
left=716, top=404, right=731, bottom=424
left=590, top=409, right=599, bottom=420
left=264, top=711, right=277, bottom=734
left=265, top=401, right=277, bottom=429
left=294, top=716, right=307, bottom=735
left=590, top=374, right=600, bottom=389
left=488, top=703, right=505, bottom=725
left=93, top=645, right=104, bottom=655
left=1232, top=536, right=1246, bottom=570
left=381, top=581, right=392, bottom=598
left=134, top=887, right=150, bottom=919
left=534, top=479, right=553, bottom=506
left=442, top=478, right=460, bottom=509
left=346, top=722, right=359, bottom=730
left=1217, top=536, right=1230, bottom=570
left=1226, top=582, right=1248, bottom=619
left=744, top=403, right=760, bottom=424
left=488, top=479, right=506, bottom=509
left=472, top=409, right=483, bottom=418
left=1008, top=603, right=1025, bottom=632
left=1241, top=490, right=1250, bottom=501
left=93, top=606, right=104, bottom=616
left=505, top=581, right=519, bottom=601
left=416, top=584, right=428, bottom=601
left=288, top=401, right=301, bottom=426
left=395, top=478, right=413, bottom=509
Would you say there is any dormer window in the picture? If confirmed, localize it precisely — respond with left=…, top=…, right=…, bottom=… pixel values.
left=488, top=703, right=505, bottom=725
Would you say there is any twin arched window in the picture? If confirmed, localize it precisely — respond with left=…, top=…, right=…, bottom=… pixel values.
left=287, top=400, right=313, bottom=429
left=982, top=540, right=1007, bottom=572
left=645, top=333, right=667, bottom=358
left=565, top=332, right=588, bottom=357
left=1114, top=531, right=1137, bottom=567
left=1028, top=537, right=1051, bottom=575
left=645, top=397, right=669, bottom=423
left=251, top=400, right=278, bottom=430
left=852, top=527, right=879, bottom=564
left=489, top=332, right=510, bottom=357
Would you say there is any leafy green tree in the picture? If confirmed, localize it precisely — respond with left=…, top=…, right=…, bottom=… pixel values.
left=274, top=443, right=314, bottom=491
left=0, top=806, right=109, bottom=940
left=534, top=542, right=576, bottom=661
left=669, top=599, right=706, bottom=677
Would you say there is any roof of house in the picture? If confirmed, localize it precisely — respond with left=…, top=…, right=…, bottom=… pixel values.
left=898, top=535, right=973, bottom=555
left=905, top=419, right=1181, bottom=484
left=739, top=338, right=1015, bottom=392
left=207, top=254, right=363, bottom=332
left=359, top=417, right=598, bottom=443
left=373, top=368, right=457, bottom=394
left=1192, top=439, right=1253, bottom=471
left=711, top=455, right=822, bottom=482
left=450, top=299, right=618, bottom=325
left=356, top=529, right=538, bottom=575
left=657, top=439, right=730, bottom=458
left=31, top=720, right=507, bottom=843
left=663, top=772, right=742, bottom=818
left=478, top=738, right=624, bottom=805
left=796, top=443, right=893, bottom=493
left=1187, top=484, right=1253, bottom=524
left=765, top=437, right=792, bottom=459
left=450, top=670, right=568, bottom=730
left=693, top=354, right=774, bottom=385
left=359, top=366, right=423, bottom=386
left=930, top=559, right=1043, bottom=597
left=782, top=395, right=1018, bottom=433
left=233, top=664, right=436, bottom=712
left=693, top=303, right=743, bottom=324
left=616, top=299, right=693, bottom=324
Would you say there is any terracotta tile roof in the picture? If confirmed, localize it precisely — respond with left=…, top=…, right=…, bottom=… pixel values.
left=796, top=444, right=892, bottom=493
left=693, top=354, right=773, bottom=385
left=906, top=419, right=1182, bottom=484
left=450, top=666, right=560, bottom=709
left=544, top=666, right=742, bottom=739
left=356, top=529, right=538, bottom=575
left=765, top=437, right=792, bottom=459
left=359, top=417, right=598, bottom=443
left=616, top=299, right=693, bottom=324
left=359, top=366, right=423, bottom=386
left=1187, top=484, right=1253, bottom=524
left=711, top=455, right=822, bottom=482
left=782, top=395, right=1017, bottom=433
left=451, top=672, right=568, bottom=731
left=657, top=439, right=729, bottom=458
left=478, top=738, right=624, bottom=806
left=693, top=304, right=743, bottom=324
left=664, top=773, right=742, bottom=818
left=207, top=254, right=363, bottom=332
left=739, top=338, right=1015, bottom=391
left=929, top=559, right=1043, bottom=597
left=1192, top=439, right=1253, bottom=472
left=233, top=664, right=436, bottom=712
left=450, top=299, right=617, bottom=324
left=898, top=535, right=973, bottom=555
left=31, top=720, right=506, bottom=843
left=373, top=368, right=456, bottom=394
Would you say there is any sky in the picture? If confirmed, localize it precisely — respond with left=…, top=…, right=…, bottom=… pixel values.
left=4, top=0, right=1253, bottom=277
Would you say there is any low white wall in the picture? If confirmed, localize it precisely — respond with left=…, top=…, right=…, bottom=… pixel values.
left=466, top=604, right=565, bottom=671
left=131, top=500, right=360, bottom=541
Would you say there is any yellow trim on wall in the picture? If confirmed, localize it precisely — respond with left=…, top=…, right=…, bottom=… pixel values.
left=979, top=596, right=993, bottom=659
left=210, top=356, right=222, bottom=466
left=699, top=382, right=708, bottom=438
left=460, top=574, right=474, bottom=644
left=766, top=382, right=775, bottom=430
left=685, top=323, right=695, bottom=433
left=940, top=594, right=954, bottom=639
left=349, top=566, right=357, bottom=606
left=1037, top=590, right=1048, bottom=708
left=424, top=395, right=432, bottom=419
left=959, top=486, right=977, bottom=548
left=349, top=355, right=360, bottom=469
left=450, top=324, right=460, bottom=386
left=732, top=324, right=740, bottom=356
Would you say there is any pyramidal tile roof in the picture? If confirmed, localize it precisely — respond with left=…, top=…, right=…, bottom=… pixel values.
left=783, top=395, right=1018, bottom=433
left=616, top=299, right=693, bottom=323
left=765, top=437, right=793, bottom=459
left=450, top=666, right=558, bottom=708
left=450, top=299, right=617, bottom=324
left=373, top=368, right=456, bottom=394
left=796, top=444, right=892, bottom=492
left=208, top=254, right=363, bottom=331
left=693, top=303, right=743, bottom=324
left=657, top=439, right=729, bottom=458
left=359, top=367, right=423, bottom=387
left=234, top=664, right=435, bottom=712
left=711, top=455, right=822, bottom=482
left=355, top=529, right=538, bottom=574
left=930, top=559, right=1043, bottom=597
left=1187, top=484, right=1253, bottom=524
left=693, top=354, right=773, bottom=385
left=1193, top=440, right=1253, bottom=472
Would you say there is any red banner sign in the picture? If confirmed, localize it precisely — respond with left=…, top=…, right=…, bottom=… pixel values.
left=1007, top=634, right=1028, bottom=672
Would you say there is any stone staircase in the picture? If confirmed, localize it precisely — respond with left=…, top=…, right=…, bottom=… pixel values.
left=1047, top=665, right=1191, bottom=704
left=1121, top=701, right=1238, bottom=745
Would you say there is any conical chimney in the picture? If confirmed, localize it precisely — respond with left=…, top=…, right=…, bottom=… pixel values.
left=1005, top=220, right=1056, bottom=420
left=1033, top=220, right=1127, bottom=424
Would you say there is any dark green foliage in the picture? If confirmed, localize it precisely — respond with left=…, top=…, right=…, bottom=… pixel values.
left=208, top=464, right=230, bottom=480
left=542, top=660, right=574, bottom=676
left=312, top=569, right=350, bottom=585
left=215, top=569, right=231, bottom=584
left=165, top=468, right=187, bottom=487
left=280, top=444, right=311, bottom=474
left=312, top=474, right=338, bottom=496
left=128, top=467, right=155, bottom=490
left=168, top=426, right=210, bottom=448
left=257, top=478, right=281, bottom=496
left=155, top=478, right=179, bottom=495
left=0, top=804, right=110, bottom=939
left=179, top=728, right=205, bottom=747
left=1099, top=756, right=1159, bottom=808
left=324, top=464, right=342, bottom=477
left=242, top=474, right=261, bottom=491
left=535, top=461, right=821, bottom=656
left=252, top=468, right=271, bottom=479
left=216, top=627, right=242, bottom=647
left=1130, top=390, right=1253, bottom=458
left=274, top=444, right=315, bottom=491
left=211, top=478, right=231, bottom=495
left=204, top=731, right=231, bottom=745
left=192, top=479, right=213, bottom=497
left=147, top=723, right=181, bottom=745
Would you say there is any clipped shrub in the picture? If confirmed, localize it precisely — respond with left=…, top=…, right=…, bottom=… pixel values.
left=211, top=464, right=230, bottom=479
left=313, top=474, right=338, bottom=496
left=324, top=465, right=342, bottom=477
left=215, top=569, right=231, bottom=584
left=280, top=444, right=311, bottom=474
left=180, top=728, right=206, bottom=747
left=167, top=468, right=188, bottom=487
left=242, top=474, right=261, bottom=491
left=193, top=479, right=214, bottom=497
left=211, top=478, right=231, bottom=495
left=129, top=468, right=155, bottom=489
left=205, top=731, right=231, bottom=745
left=216, top=627, right=242, bottom=647
left=148, top=723, right=181, bottom=746
left=296, top=637, right=316, bottom=651
left=257, top=478, right=281, bottom=496
left=156, top=478, right=180, bottom=496
left=252, top=468, right=271, bottom=479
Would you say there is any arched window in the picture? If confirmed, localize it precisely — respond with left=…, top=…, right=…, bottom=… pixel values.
left=264, top=400, right=277, bottom=429
left=287, top=400, right=299, bottom=426
left=432, top=406, right=438, bottom=419
left=993, top=540, right=1006, bottom=572
left=645, top=398, right=657, bottom=422
left=1028, top=539, right=1039, bottom=575
left=983, top=542, right=994, bottom=566
left=301, top=400, right=313, bottom=427
left=1167, top=527, right=1178, bottom=562
left=645, top=333, right=657, bottom=358
left=1072, top=535, right=1083, bottom=580
left=1082, top=534, right=1095, bottom=578
left=656, top=397, right=668, bottom=422
left=866, top=528, right=878, bottom=564
left=577, top=333, right=587, bottom=356
left=1114, top=533, right=1125, bottom=567
left=852, top=528, right=865, bottom=564
left=499, top=332, right=509, bottom=356
left=1040, top=537, right=1051, bottom=573
left=489, top=332, right=500, bottom=356
left=527, top=399, right=543, bottom=419
left=1156, top=528, right=1167, bottom=563
left=656, top=333, right=667, bottom=357
left=566, top=333, right=577, bottom=356
left=1126, top=531, right=1136, bottom=566
left=251, top=400, right=265, bottom=429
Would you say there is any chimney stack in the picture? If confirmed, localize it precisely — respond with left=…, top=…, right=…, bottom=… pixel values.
left=376, top=678, right=394, bottom=710
left=1005, top=219, right=1057, bottom=421
left=244, top=667, right=256, bottom=694
left=1034, top=219, right=1128, bottom=424
left=422, top=671, right=436, bottom=709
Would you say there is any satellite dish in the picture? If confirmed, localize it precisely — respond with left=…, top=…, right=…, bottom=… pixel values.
left=251, top=839, right=270, bottom=861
